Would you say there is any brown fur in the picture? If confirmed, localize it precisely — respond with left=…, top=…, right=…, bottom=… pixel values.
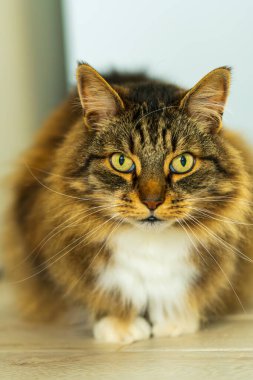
left=4, top=64, right=253, bottom=339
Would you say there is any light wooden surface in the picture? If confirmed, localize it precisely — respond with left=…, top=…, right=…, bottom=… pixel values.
left=1, top=281, right=253, bottom=380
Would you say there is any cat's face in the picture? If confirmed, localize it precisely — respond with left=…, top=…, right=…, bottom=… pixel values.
left=80, top=107, right=240, bottom=230
left=62, top=64, right=243, bottom=230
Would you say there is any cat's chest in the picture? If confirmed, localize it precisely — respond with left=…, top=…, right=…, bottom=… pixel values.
left=98, top=226, right=198, bottom=321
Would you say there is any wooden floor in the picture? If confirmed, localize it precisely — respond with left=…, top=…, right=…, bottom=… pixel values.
left=1, top=280, right=253, bottom=379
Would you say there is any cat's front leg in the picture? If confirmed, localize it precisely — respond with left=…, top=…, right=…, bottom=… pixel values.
left=93, top=316, right=151, bottom=344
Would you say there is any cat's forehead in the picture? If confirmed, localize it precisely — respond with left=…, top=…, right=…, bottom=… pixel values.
left=130, top=113, right=171, bottom=156
left=128, top=107, right=211, bottom=156
left=92, top=106, right=203, bottom=159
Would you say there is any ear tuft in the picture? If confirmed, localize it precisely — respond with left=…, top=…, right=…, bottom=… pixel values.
left=180, top=67, right=231, bottom=132
left=76, top=63, right=124, bottom=128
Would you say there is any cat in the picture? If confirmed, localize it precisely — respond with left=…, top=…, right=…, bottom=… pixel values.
left=5, top=63, right=253, bottom=343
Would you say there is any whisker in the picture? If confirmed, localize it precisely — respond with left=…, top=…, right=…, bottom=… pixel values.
left=10, top=215, right=119, bottom=284
left=187, top=215, right=253, bottom=264
left=34, top=204, right=116, bottom=257
left=12, top=204, right=116, bottom=272
left=177, top=219, right=208, bottom=266
left=25, top=162, right=91, bottom=202
left=188, top=206, right=253, bottom=226
left=133, top=105, right=178, bottom=128
left=31, top=206, right=119, bottom=270
left=185, top=195, right=253, bottom=206
left=23, top=164, right=77, bottom=180
left=185, top=216, right=246, bottom=313
left=65, top=218, right=124, bottom=295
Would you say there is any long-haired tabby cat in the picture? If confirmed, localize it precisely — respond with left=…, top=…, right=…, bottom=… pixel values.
left=5, top=63, right=253, bottom=343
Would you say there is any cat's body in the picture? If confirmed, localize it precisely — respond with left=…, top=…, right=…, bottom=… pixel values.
left=5, top=65, right=253, bottom=343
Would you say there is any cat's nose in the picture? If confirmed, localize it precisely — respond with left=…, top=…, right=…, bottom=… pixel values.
left=138, top=177, right=166, bottom=211
left=142, top=199, right=163, bottom=211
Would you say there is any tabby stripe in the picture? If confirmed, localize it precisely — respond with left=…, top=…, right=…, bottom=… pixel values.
left=134, top=123, right=145, bottom=146
left=72, top=154, right=106, bottom=177
left=202, top=156, right=229, bottom=176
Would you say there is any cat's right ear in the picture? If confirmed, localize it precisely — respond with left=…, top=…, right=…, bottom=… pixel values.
left=76, top=63, right=125, bottom=128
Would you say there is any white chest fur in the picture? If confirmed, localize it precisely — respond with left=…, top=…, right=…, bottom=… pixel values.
left=98, top=226, right=198, bottom=323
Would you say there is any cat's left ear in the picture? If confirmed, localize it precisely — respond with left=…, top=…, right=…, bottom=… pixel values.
left=179, top=67, right=231, bottom=132
left=76, top=63, right=125, bottom=128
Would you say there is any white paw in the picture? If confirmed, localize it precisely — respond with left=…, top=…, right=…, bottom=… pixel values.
left=93, top=316, right=151, bottom=344
left=152, top=318, right=199, bottom=338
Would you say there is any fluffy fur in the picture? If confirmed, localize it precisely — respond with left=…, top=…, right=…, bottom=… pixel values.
left=4, top=63, right=253, bottom=343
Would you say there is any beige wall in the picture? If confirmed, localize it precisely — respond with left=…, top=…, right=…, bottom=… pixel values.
left=0, top=0, right=67, bottom=261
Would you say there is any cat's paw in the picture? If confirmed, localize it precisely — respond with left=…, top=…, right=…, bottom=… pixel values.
left=93, top=316, right=151, bottom=344
left=152, top=318, right=199, bottom=338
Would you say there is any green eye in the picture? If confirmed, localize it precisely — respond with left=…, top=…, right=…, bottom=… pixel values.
left=110, top=153, right=135, bottom=173
left=170, top=153, right=195, bottom=174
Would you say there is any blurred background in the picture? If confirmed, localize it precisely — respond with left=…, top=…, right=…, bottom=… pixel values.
left=1, top=0, right=253, bottom=263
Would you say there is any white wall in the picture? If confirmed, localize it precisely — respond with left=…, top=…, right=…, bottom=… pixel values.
left=0, top=0, right=66, bottom=178
left=63, top=0, right=253, bottom=140
left=0, top=0, right=66, bottom=264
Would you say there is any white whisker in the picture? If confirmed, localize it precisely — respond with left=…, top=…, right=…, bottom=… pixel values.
left=10, top=215, right=120, bottom=284
left=25, top=162, right=91, bottom=202
left=65, top=218, right=124, bottom=295
left=187, top=215, right=253, bottom=264
left=185, top=215, right=246, bottom=312
left=188, top=206, right=252, bottom=226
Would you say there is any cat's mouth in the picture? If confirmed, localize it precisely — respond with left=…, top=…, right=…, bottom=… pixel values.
left=140, top=215, right=169, bottom=228
left=135, top=215, right=174, bottom=231
left=124, top=212, right=176, bottom=230
left=142, top=215, right=161, bottom=223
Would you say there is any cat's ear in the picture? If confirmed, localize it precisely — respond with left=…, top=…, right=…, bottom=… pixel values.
left=179, top=67, right=231, bottom=132
left=76, top=63, right=125, bottom=128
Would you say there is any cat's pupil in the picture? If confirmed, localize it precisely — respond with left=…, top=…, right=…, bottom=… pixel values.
left=119, top=155, right=125, bottom=166
left=180, top=155, right=187, bottom=167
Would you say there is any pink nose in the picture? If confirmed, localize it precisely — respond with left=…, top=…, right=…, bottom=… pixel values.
left=142, top=199, right=163, bottom=210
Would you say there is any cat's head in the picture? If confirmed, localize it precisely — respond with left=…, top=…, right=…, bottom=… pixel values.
left=60, top=63, right=248, bottom=231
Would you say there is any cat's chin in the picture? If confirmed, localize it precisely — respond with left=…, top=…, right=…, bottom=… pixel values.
left=129, top=219, right=176, bottom=232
